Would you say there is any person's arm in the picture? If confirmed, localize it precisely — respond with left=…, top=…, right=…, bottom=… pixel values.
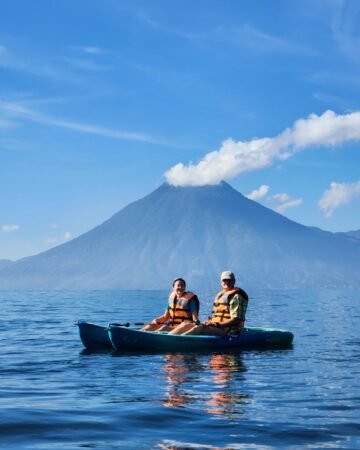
left=151, top=309, right=171, bottom=325
left=189, top=297, right=199, bottom=323
left=214, top=317, right=240, bottom=327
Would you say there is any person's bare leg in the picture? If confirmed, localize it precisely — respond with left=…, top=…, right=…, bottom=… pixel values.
left=156, top=324, right=173, bottom=332
left=141, top=323, right=163, bottom=331
left=168, top=322, right=196, bottom=335
left=183, top=324, right=226, bottom=336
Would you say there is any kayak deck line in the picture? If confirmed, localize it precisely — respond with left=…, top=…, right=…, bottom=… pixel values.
left=107, top=323, right=294, bottom=352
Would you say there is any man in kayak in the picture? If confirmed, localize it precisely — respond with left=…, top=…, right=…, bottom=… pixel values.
left=141, top=278, right=200, bottom=332
left=170, top=271, right=248, bottom=336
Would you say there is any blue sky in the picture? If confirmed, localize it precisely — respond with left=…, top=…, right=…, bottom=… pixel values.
left=1, top=0, right=360, bottom=260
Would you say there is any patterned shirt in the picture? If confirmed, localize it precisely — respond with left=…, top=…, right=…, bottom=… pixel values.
left=229, top=292, right=248, bottom=321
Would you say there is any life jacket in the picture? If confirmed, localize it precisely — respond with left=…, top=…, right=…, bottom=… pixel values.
left=211, top=288, right=248, bottom=326
left=168, top=291, right=196, bottom=325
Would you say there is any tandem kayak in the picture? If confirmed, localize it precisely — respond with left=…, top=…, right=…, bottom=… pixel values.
left=108, top=324, right=294, bottom=352
left=77, top=320, right=112, bottom=350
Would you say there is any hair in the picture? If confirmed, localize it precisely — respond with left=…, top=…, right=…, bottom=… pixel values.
left=172, top=278, right=186, bottom=288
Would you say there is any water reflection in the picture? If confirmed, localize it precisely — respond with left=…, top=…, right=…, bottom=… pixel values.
left=162, top=353, right=201, bottom=408
left=206, top=353, right=249, bottom=417
left=162, top=352, right=250, bottom=418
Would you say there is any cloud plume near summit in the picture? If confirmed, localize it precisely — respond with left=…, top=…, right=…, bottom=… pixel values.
left=165, top=110, right=360, bottom=186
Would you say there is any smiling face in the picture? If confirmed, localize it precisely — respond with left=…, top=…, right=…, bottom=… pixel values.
left=173, top=279, right=186, bottom=296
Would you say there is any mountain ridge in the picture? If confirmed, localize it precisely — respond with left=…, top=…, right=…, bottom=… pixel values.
left=1, top=182, right=359, bottom=290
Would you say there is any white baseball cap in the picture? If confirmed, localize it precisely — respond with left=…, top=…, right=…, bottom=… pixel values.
left=220, top=271, right=235, bottom=281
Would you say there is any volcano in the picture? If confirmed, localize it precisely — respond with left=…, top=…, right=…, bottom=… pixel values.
left=1, top=182, right=359, bottom=289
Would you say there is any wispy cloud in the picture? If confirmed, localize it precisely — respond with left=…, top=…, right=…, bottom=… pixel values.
left=309, top=71, right=360, bottom=89
left=0, top=101, right=176, bottom=147
left=70, top=46, right=109, bottom=55
left=246, top=185, right=303, bottom=215
left=246, top=185, right=269, bottom=201
left=133, top=11, right=203, bottom=42
left=318, top=180, right=360, bottom=217
left=312, top=91, right=354, bottom=110
left=268, top=193, right=303, bottom=213
left=0, top=42, right=66, bottom=80
left=61, top=57, right=112, bottom=72
left=134, top=10, right=314, bottom=55
left=45, top=231, right=73, bottom=246
left=0, top=41, right=111, bottom=87
left=45, top=237, right=57, bottom=245
left=165, top=110, right=360, bottom=186
left=219, top=24, right=286, bottom=48
left=2, top=224, right=20, bottom=232
left=64, top=45, right=114, bottom=71
left=330, top=0, right=360, bottom=65
left=214, top=24, right=316, bottom=55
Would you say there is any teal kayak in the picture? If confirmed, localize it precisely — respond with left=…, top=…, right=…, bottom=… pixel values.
left=77, top=320, right=112, bottom=350
left=108, top=324, right=294, bottom=352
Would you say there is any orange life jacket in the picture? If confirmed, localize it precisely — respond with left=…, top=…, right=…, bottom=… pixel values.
left=211, top=288, right=248, bottom=326
left=168, top=291, right=195, bottom=325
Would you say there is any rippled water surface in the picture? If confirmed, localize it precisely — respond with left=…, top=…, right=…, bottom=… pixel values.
left=1, top=289, right=359, bottom=449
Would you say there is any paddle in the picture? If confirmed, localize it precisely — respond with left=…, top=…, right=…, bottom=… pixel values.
left=111, top=319, right=201, bottom=328
left=110, top=322, right=148, bottom=327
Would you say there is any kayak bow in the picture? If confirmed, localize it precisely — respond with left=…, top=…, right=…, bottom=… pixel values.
left=77, top=320, right=113, bottom=350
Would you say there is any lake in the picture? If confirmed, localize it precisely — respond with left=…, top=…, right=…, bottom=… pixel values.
left=1, top=288, right=359, bottom=449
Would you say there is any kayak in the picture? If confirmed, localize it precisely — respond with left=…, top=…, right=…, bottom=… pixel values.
left=77, top=321, right=294, bottom=352
left=77, top=320, right=112, bottom=350
left=108, top=324, right=294, bottom=352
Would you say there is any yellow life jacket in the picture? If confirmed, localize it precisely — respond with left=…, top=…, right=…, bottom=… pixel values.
left=211, top=288, right=248, bottom=326
left=168, top=291, right=195, bottom=325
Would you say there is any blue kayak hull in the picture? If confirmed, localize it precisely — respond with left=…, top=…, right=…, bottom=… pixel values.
left=77, top=320, right=112, bottom=350
left=108, top=324, right=294, bottom=352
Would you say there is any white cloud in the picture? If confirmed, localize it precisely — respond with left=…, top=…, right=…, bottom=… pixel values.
left=268, top=193, right=303, bottom=214
left=165, top=110, right=360, bottom=186
left=63, top=231, right=72, bottom=240
left=289, top=110, right=360, bottom=147
left=246, top=185, right=269, bottom=201
left=318, top=181, right=360, bottom=218
left=2, top=224, right=20, bottom=232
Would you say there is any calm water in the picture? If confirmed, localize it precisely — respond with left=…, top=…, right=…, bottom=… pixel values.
left=1, top=288, right=359, bottom=449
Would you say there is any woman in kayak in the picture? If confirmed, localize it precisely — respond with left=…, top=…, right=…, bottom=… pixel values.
left=169, top=271, right=248, bottom=336
left=141, top=278, right=200, bottom=332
